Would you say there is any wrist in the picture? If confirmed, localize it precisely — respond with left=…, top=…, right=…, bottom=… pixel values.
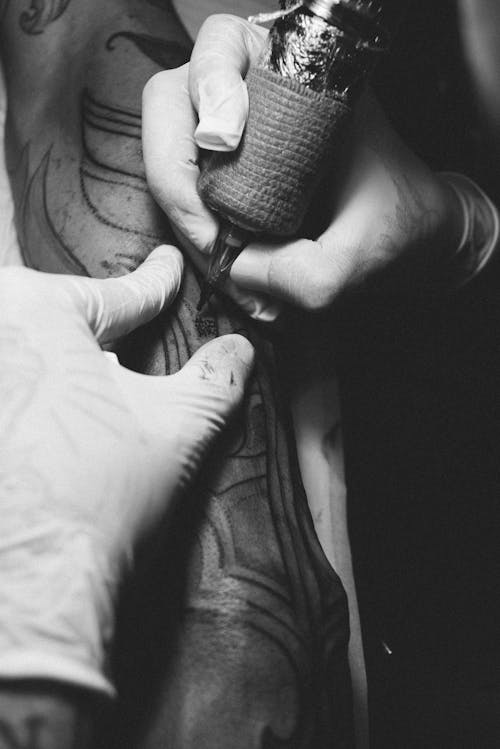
left=0, top=522, right=117, bottom=698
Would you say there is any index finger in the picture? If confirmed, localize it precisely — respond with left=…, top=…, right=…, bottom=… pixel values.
left=189, top=14, right=267, bottom=151
left=143, top=64, right=219, bottom=255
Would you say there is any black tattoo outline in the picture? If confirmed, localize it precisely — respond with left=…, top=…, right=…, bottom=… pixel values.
left=10, top=144, right=89, bottom=275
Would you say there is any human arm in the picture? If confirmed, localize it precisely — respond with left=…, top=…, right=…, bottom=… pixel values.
left=1, top=2, right=354, bottom=747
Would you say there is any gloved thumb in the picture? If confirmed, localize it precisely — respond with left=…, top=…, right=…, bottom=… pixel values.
left=166, top=333, right=255, bottom=476
left=177, top=332, right=254, bottom=422
left=65, top=245, right=183, bottom=344
left=100, top=333, right=254, bottom=543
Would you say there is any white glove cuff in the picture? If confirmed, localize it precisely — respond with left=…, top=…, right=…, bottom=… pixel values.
left=0, top=522, right=117, bottom=698
left=441, top=172, right=500, bottom=287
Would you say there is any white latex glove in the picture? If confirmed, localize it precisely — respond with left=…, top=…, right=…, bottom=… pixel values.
left=0, top=246, right=254, bottom=697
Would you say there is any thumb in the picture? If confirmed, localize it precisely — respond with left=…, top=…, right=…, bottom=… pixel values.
left=168, top=334, right=255, bottom=468
left=66, top=245, right=183, bottom=344
left=177, top=332, right=255, bottom=421
left=104, top=333, right=254, bottom=536
left=190, top=14, right=266, bottom=151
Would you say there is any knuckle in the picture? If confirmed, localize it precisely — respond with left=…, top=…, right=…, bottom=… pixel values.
left=78, top=280, right=106, bottom=335
left=144, top=165, right=177, bottom=214
left=302, top=279, right=334, bottom=311
left=299, top=262, right=336, bottom=311
left=269, top=239, right=336, bottom=311
left=300, top=240, right=346, bottom=311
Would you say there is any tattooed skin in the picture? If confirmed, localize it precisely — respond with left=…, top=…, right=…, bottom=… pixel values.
left=19, top=0, right=72, bottom=33
left=1, top=2, right=353, bottom=748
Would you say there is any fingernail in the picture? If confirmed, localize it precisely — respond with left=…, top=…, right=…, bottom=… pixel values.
left=195, top=79, right=248, bottom=152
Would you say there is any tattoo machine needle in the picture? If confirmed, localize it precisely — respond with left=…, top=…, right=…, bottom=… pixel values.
left=196, top=0, right=389, bottom=312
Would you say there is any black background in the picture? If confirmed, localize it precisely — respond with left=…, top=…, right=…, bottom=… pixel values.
left=339, top=2, right=500, bottom=745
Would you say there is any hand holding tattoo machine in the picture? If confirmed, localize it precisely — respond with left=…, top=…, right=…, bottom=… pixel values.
left=197, top=0, right=389, bottom=310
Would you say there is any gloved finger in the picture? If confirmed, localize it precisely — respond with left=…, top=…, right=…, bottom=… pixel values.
left=65, top=244, right=183, bottom=343
left=189, top=14, right=267, bottom=151
left=143, top=64, right=219, bottom=255
left=177, top=333, right=255, bottom=422
left=166, top=334, right=255, bottom=479
left=134, top=334, right=255, bottom=479
left=103, top=334, right=254, bottom=532
left=230, top=235, right=353, bottom=311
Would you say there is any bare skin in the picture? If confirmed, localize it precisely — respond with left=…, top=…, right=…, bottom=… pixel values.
left=0, top=1, right=353, bottom=747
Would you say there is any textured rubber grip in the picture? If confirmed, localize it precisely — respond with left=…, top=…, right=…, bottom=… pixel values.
left=198, top=65, right=350, bottom=237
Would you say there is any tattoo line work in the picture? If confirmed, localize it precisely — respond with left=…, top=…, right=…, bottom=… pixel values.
left=6, top=18, right=355, bottom=745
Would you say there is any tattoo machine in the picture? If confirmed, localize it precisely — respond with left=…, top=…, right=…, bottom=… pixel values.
left=196, top=0, right=389, bottom=311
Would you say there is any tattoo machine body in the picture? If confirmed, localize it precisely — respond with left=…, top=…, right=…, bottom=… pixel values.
left=197, top=0, right=389, bottom=310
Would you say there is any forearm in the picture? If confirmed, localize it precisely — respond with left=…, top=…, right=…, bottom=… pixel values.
left=1, top=0, right=190, bottom=279
left=0, top=2, right=185, bottom=742
left=2, top=2, right=353, bottom=746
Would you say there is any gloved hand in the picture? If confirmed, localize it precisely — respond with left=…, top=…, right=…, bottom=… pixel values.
left=143, top=14, right=498, bottom=311
left=0, top=246, right=254, bottom=696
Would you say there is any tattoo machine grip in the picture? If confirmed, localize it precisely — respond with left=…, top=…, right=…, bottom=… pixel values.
left=198, top=65, right=350, bottom=237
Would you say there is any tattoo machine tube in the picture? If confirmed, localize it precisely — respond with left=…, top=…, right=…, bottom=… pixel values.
left=197, top=0, right=389, bottom=310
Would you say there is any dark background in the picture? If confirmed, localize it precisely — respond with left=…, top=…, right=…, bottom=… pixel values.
left=335, top=1, right=500, bottom=746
